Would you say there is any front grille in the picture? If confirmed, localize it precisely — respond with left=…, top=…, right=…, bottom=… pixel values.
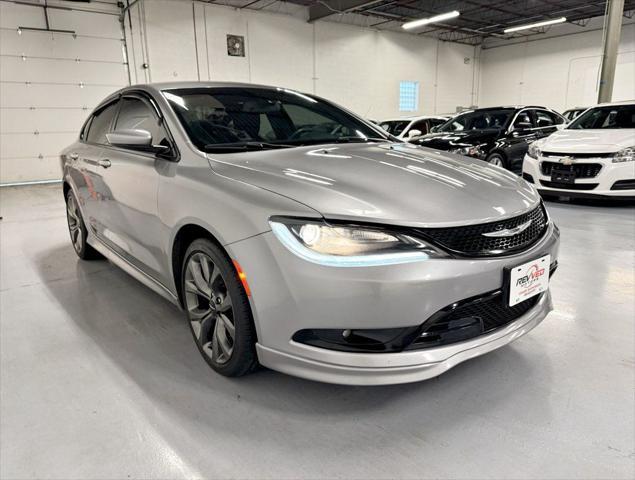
left=540, top=180, right=598, bottom=190
left=414, top=204, right=548, bottom=257
left=611, top=179, right=635, bottom=191
left=542, top=151, right=613, bottom=159
left=407, top=291, right=542, bottom=350
left=541, top=161, right=602, bottom=178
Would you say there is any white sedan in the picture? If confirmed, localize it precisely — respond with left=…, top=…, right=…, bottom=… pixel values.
left=378, top=115, right=448, bottom=140
left=523, top=101, right=635, bottom=200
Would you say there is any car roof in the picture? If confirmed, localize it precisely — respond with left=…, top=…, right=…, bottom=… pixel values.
left=595, top=100, right=635, bottom=107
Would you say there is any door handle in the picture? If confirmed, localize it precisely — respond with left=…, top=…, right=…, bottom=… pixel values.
left=69, top=152, right=79, bottom=161
left=98, top=159, right=112, bottom=169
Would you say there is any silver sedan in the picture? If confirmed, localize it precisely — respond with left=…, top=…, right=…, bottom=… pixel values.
left=61, top=82, right=559, bottom=385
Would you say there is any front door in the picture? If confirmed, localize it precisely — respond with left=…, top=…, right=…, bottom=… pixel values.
left=506, top=110, right=538, bottom=170
left=91, top=95, right=172, bottom=285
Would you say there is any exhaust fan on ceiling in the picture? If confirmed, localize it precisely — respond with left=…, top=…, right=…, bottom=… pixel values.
left=227, top=34, right=245, bottom=57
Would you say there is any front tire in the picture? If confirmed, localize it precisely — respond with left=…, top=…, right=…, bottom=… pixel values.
left=486, top=152, right=507, bottom=168
left=65, top=190, right=102, bottom=260
left=182, top=239, right=258, bottom=377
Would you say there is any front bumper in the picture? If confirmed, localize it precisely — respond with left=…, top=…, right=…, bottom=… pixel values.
left=522, top=154, right=635, bottom=199
left=228, top=221, right=560, bottom=385
left=256, top=292, right=551, bottom=385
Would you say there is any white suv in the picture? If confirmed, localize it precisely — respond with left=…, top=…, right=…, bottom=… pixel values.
left=523, top=101, right=635, bottom=200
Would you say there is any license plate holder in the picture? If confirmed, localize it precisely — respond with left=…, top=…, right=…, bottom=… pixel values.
left=551, top=166, right=576, bottom=184
left=506, top=254, right=550, bottom=307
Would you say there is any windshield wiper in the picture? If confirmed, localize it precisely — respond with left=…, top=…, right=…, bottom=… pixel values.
left=203, top=141, right=295, bottom=152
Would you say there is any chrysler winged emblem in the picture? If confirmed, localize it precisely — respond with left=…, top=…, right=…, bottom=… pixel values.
left=482, top=219, right=532, bottom=238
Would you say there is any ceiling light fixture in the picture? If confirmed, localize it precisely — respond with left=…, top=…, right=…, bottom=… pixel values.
left=402, top=10, right=460, bottom=30
left=504, top=17, right=567, bottom=33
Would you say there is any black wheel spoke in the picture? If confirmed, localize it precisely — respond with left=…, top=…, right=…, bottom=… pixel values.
left=184, top=251, right=236, bottom=366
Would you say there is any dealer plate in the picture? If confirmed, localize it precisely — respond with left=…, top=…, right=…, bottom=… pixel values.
left=509, top=254, right=550, bottom=307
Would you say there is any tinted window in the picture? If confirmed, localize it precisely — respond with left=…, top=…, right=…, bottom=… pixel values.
left=438, top=109, right=514, bottom=132
left=535, top=110, right=555, bottom=128
left=379, top=120, right=409, bottom=136
left=568, top=105, right=635, bottom=129
left=513, top=111, right=534, bottom=129
left=115, top=97, right=167, bottom=145
left=163, top=88, right=385, bottom=150
left=410, top=120, right=429, bottom=135
left=86, top=101, right=119, bottom=144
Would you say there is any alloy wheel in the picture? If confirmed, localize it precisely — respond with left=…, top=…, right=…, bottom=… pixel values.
left=488, top=156, right=504, bottom=167
left=66, top=193, right=84, bottom=253
left=184, top=252, right=235, bottom=365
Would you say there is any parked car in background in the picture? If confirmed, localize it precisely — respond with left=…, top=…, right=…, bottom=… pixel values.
left=523, top=101, right=635, bottom=200
left=410, top=106, right=567, bottom=171
left=61, top=82, right=560, bottom=385
left=562, top=107, right=588, bottom=122
left=378, top=115, right=448, bottom=140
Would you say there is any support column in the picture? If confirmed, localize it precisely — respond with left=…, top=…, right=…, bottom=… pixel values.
left=598, top=0, right=625, bottom=103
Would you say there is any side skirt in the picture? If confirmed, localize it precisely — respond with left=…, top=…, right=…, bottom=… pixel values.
left=88, top=233, right=181, bottom=308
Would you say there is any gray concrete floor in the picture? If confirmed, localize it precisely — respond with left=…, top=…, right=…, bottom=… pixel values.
left=1, top=184, right=633, bottom=480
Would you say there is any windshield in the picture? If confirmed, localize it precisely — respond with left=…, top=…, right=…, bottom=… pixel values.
left=437, top=109, right=514, bottom=132
left=163, top=87, right=388, bottom=151
left=568, top=105, right=635, bottom=129
left=379, top=120, right=410, bottom=136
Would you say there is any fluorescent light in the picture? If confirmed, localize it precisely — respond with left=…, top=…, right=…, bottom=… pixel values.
left=402, top=10, right=460, bottom=30
left=504, top=17, right=567, bottom=33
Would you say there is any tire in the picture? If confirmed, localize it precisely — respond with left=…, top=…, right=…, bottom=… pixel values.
left=65, top=190, right=102, bottom=260
left=181, top=239, right=258, bottom=377
left=486, top=152, right=507, bottom=169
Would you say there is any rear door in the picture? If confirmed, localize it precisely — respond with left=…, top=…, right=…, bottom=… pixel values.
left=92, top=94, right=174, bottom=284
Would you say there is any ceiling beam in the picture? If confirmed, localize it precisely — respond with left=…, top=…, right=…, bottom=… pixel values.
left=308, top=0, right=386, bottom=22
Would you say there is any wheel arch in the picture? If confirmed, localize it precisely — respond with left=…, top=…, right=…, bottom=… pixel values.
left=172, top=223, right=223, bottom=307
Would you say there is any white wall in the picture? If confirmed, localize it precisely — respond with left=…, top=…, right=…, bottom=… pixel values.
left=479, top=22, right=635, bottom=111
left=126, top=0, right=478, bottom=120
left=0, top=0, right=127, bottom=184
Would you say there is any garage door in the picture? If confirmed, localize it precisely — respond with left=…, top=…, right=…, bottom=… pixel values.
left=0, top=1, right=128, bottom=185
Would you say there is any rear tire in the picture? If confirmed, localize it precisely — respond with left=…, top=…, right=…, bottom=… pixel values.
left=486, top=152, right=507, bottom=169
left=182, top=239, right=258, bottom=377
left=65, top=190, right=102, bottom=260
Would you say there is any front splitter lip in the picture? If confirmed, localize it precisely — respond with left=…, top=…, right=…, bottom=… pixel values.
left=256, top=291, right=553, bottom=386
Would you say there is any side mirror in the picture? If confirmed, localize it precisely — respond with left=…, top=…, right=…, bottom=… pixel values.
left=106, top=129, right=170, bottom=154
left=408, top=129, right=422, bottom=138
left=430, top=126, right=438, bottom=133
left=107, top=129, right=152, bottom=147
left=556, top=123, right=566, bottom=130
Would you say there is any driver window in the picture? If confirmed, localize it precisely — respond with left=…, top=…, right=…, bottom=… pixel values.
left=410, top=120, right=428, bottom=134
left=535, top=111, right=555, bottom=128
left=115, top=97, right=168, bottom=145
left=513, top=111, right=533, bottom=129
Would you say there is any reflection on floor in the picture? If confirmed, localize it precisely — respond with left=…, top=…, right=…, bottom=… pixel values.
left=1, top=184, right=633, bottom=479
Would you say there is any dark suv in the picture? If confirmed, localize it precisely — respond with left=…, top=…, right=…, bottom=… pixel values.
left=410, top=106, right=567, bottom=171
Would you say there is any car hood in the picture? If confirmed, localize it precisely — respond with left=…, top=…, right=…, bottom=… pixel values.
left=414, top=130, right=500, bottom=149
left=538, top=128, right=635, bottom=153
left=207, top=143, right=539, bottom=227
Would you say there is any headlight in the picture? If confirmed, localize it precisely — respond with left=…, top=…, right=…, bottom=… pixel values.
left=269, top=218, right=447, bottom=267
left=613, top=146, right=635, bottom=163
left=450, top=145, right=483, bottom=157
left=527, top=142, right=541, bottom=159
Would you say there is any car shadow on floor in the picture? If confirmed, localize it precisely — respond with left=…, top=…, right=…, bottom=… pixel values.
left=34, top=244, right=556, bottom=444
